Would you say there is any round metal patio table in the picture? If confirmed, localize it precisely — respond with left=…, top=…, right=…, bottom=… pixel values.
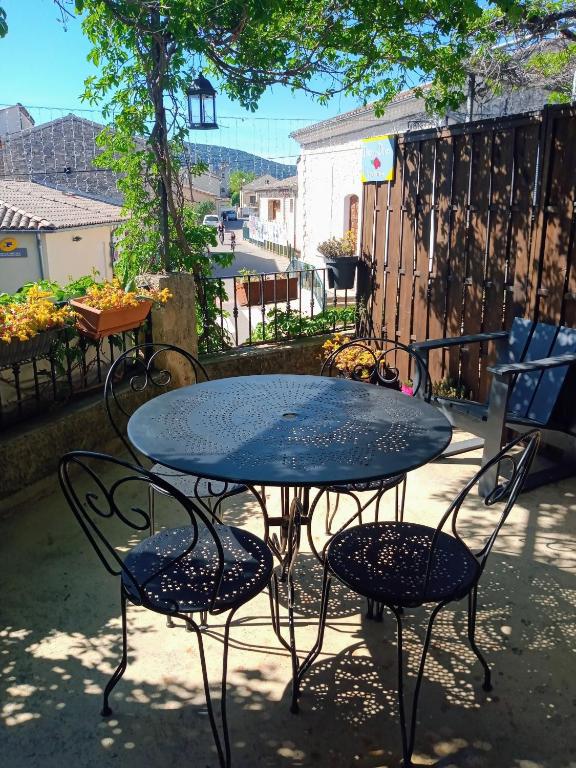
left=128, top=373, right=452, bottom=712
left=127, top=373, right=452, bottom=490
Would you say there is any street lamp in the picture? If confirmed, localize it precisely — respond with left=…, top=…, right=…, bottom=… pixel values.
left=186, top=75, right=218, bottom=130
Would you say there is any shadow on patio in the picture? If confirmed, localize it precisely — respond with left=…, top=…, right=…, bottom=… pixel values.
left=1, top=446, right=575, bottom=768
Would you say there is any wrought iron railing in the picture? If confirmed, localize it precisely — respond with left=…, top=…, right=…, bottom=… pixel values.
left=0, top=322, right=151, bottom=428
left=198, top=266, right=359, bottom=354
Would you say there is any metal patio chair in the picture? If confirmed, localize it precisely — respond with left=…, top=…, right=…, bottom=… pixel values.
left=104, top=343, right=246, bottom=526
left=295, top=430, right=540, bottom=767
left=316, top=337, right=432, bottom=537
left=59, top=450, right=273, bottom=768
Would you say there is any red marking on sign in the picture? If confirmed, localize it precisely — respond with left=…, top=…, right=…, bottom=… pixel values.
left=372, top=157, right=381, bottom=169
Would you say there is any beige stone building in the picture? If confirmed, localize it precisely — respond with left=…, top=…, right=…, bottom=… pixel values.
left=0, top=180, right=123, bottom=293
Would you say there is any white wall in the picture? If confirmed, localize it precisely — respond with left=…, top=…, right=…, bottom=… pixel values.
left=42, top=225, right=114, bottom=284
left=254, top=195, right=297, bottom=247
left=0, top=105, right=34, bottom=136
left=297, top=137, right=363, bottom=268
left=0, top=233, right=42, bottom=293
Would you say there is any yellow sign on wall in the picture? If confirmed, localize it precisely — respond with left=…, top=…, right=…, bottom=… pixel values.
left=361, top=135, right=396, bottom=183
left=0, top=236, right=18, bottom=253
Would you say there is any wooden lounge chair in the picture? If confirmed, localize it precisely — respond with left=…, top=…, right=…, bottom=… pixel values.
left=412, top=318, right=576, bottom=494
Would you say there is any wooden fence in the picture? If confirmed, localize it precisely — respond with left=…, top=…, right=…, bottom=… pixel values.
left=361, top=104, right=576, bottom=399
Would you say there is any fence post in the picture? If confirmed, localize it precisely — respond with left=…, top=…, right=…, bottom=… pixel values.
left=137, top=271, right=198, bottom=387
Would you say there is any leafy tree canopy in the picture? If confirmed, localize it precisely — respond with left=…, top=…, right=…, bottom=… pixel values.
left=0, top=7, right=7, bottom=38
left=229, top=171, right=256, bottom=197
left=54, top=0, right=576, bottom=113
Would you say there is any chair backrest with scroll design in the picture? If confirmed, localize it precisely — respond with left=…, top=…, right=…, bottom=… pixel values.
left=58, top=451, right=224, bottom=613
left=421, top=430, right=540, bottom=601
left=104, top=343, right=209, bottom=464
left=320, top=336, right=432, bottom=400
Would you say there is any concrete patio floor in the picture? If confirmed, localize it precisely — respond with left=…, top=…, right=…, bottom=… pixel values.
left=1, top=442, right=575, bottom=768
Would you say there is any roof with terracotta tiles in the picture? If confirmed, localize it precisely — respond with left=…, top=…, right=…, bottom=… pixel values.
left=0, top=180, right=124, bottom=231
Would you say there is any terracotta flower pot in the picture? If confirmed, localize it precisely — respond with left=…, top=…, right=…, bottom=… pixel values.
left=236, top=276, right=299, bottom=307
left=0, top=328, right=60, bottom=368
left=70, top=298, right=152, bottom=341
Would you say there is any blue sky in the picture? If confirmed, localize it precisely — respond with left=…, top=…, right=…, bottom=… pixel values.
left=0, top=0, right=364, bottom=164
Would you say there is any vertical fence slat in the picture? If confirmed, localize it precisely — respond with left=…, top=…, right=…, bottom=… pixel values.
left=412, top=138, right=435, bottom=348
left=534, top=108, right=576, bottom=324
left=397, top=143, right=417, bottom=358
left=506, top=121, right=541, bottom=328
left=383, top=142, right=404, bottom=342
left=479, top=128, right=515, bottom=401
left=371, top=183, right=386, bottom=336
left=428, top=135, right=454, bottom=386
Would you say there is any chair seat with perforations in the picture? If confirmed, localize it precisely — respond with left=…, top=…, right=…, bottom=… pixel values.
left=150, top=463, right=244, bottom=499
left=122, top=524, right=273, bottom=614
left=327, top=521, right=481, bottom=608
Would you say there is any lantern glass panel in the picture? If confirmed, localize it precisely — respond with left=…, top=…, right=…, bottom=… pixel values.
left=188, top=93, right=200, bottom=127
left=202, top=94, right=216, bottom=125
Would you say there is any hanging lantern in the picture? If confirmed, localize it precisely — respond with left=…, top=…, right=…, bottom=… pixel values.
left=186, top=75, right=218, bottom=130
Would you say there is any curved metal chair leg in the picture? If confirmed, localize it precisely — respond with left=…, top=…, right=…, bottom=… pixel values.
left=294, top=567, right=332, bottom=708
left=394, top=476, right=407, bottom=523
left=148, top=485, right=156, bottom=535
left=187, top=609, right=239, bottom=768
left=219, top=609, right=237, bottom=768
left=467, top=587, right=492, bottom=691
left=392, top=602, right=445, bottom=767
left=366, top=598, right=374, bottom=620
left=102, top=589, right=128, bottom=717
left=325, top=491, right=341, bottom=534
left=373, top=487, right=384, bottom=523
left=288, top=576, right=299, bottom=714
left=399, top=476, right=407, bottom=523
left=269, top=574, right=291, bottom=653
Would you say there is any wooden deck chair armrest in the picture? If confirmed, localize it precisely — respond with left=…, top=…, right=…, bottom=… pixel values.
left=488, top=353, right=576, bottom=377
left=411, top=331, right=509, bottom=353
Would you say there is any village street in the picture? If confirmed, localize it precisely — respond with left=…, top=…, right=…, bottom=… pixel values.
left=211, top=220, right=290, bottom=277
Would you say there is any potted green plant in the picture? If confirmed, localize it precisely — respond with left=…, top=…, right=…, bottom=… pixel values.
left=235, top=269, right=298, bottom=307
left=318, top=230, right=358, bottom=290
left=69, top=279, right=171, bottom=340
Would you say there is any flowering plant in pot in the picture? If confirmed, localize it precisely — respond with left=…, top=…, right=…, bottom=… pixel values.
left=318, top=230, right=358, bottom=290
left=321, top=333, right=402, bottom=388
left=0, top=285, right=74, bottom=366
left=69, top=279, right=171, bottom=340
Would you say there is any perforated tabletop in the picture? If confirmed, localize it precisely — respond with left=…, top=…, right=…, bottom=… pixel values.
left=127, top=374, right=452, bottom=487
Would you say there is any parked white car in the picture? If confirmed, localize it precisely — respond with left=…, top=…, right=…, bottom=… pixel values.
left=202, top=214, right=220, bottom=227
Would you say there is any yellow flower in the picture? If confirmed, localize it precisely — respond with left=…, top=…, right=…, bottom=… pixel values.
left=0, top=289, right=74, bottom=344
left=78, top=279, right=172, bottom=311
left=321, top=334, right=381, bottom=380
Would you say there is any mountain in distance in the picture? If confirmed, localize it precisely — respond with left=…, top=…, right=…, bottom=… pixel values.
left=185, top=142, right=296, bottom=179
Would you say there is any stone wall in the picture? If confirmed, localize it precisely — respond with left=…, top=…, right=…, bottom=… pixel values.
left=201, top=334, right=329, bottom=380
left=0, top=333, right=337, bottom=505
